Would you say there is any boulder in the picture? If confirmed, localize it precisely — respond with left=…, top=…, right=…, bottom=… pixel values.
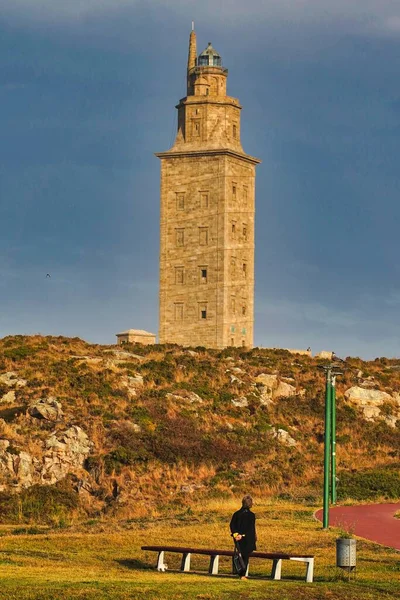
left=255, top=373, right=278, bottom=387
left=1, top=391, right=16, bottom=404
left=0, top=372, right=27, bottom=388
left=14, top=452, right=34, bottom=487
left=344, top=386, right=392, bottom=406
left=255, top=373, right=299, bottom=402
left=275, top=381, right=296, bottom=398
left=259, top=386, right=273, bottom=406
left=362, top=406, right=381, bottom=420
left=166, top=390, right=203, bottom=404
left=180, top=483, right=204, bottom=494
left=28, top=397, right=64, bottom=421
left=111, top=350, right=144, bottom=361
left=71, top=356, right=103, bottom=364
left=229, top=367, right=244, bottom=374
left=230, top=374, right=244, bottom=385
left=231, top=396, right=248, bottom=408
left=272, top=428, right=297, bottom=447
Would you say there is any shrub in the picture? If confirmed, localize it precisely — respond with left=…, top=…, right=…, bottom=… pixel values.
left=104, top=446, right=149, bottom=474
left=3, top=346, right=38, bottom=361
left=338, top=468, right=400, bottom=501
left=0, top=481, right=79, bottom=524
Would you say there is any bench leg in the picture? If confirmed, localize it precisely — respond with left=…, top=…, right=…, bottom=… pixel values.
left=156, top=551, right=165, bottom=571
left=245, top=562, right=249, bottom=577
left=305, top=558, right=314, bottom=583
left=271, top=558, right=282, bottom=580
left=209, top=555, right=219, bottom=575
left=289, top=557, right=315, bottom=583
left=181, top=552, right=191, bottom=572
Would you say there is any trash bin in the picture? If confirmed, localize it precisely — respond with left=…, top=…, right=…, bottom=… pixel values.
left=336, top=538, right=356, bottom=572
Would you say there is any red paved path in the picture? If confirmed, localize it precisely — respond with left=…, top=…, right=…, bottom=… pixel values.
left=315, top=503, right=400, bottom=551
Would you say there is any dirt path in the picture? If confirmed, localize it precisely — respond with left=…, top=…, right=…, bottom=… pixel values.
left=315, top=503, right=400, bottom=550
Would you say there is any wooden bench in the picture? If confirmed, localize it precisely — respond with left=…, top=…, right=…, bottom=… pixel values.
left=141, top=545, right=315, bottom=583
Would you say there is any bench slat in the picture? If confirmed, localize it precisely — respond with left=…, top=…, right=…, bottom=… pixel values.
left=141, top=545, right=314, bottom=559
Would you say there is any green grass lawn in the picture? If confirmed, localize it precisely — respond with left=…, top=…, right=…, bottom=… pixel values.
left=0, top=499, right=398, bottom=599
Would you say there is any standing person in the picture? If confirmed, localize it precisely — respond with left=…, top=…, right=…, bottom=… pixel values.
left=229, top=495, right=257, bottom=579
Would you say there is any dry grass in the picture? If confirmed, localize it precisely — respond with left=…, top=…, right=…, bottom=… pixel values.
left=0, top=499, right=398, bottom=599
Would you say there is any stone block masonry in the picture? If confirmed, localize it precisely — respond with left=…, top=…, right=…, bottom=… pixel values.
left=157, top=30, right=260, bottom=349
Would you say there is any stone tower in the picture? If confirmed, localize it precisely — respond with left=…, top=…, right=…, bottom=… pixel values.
left=157, top=29, right=260, bottom=348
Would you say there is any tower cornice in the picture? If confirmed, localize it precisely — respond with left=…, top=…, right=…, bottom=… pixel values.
left=176, top=96, right=242, bottom=110
left=155, top=148, right=261, bottom=165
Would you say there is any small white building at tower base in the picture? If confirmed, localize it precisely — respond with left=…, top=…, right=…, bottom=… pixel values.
left=116, top=329, right=156, bottom=345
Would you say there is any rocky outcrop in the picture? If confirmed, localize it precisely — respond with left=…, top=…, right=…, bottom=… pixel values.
left=0, top=426, right=92, bottom=489
left=0, top=441, right=40, bottom=489
left=345, top=386, right=400, bottom=425
left=111, top=350, right=144, bottom=361
left=255, top=373, right=299, bottom=404
left=28, top=398, right=64, bottom=421
left=121, top=374, right=144, bottom=398
left=43, top=426, right=92, bottom=484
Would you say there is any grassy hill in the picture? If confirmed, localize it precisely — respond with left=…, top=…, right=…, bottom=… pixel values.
left=0, top=334, right=400, bottom=524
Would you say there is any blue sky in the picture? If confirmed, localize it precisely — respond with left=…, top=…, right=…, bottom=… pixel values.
left=1, top=0, right=400, bottom=358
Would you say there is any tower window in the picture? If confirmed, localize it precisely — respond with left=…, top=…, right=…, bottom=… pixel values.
left=232, top=222, right=236, bottom=237
left=199, top=227, right=209, bottom=246
left=176, top=193, right=185, bottom=211
left=175, top=267, right=184, bottom=284
left=243, top=187, right=248, bottom=202
left=192, top=119, right=201, bottom=136
left=199, top=303, right=208, bottom=319
left=242, top=304, right=247, bottom=316
left=231, top=256, right=236, bottom=274
left=175, top=303, right=184, bottom=321
left=200, top=192, right=209, bottom=208
left=231, top=297, right=236, bottom=315
left=233, top=124, right=237, bottom=139
left=232, top=183, right=237, bottom=198
left=200, top=267, right=208, bottom=283
left=243, top=263, right=247, bottom=276
left=231, top=337, right=234, bottom=346
left=243, top=225, right=248, bottom=240
left=242, top=340, right=246, bottom=347
left=176, top=229, right=184, bottom=246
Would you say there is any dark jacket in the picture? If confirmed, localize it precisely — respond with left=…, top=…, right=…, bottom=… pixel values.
left=230, top=507, right=257, bottom=554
